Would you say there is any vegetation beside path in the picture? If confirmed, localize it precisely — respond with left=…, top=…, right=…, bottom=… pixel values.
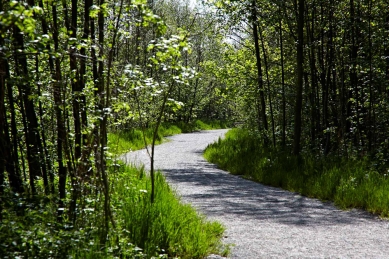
left=1, top=162, right=226, bottom=259
left=1, top=120, right=228, bottom=259
left=108, top=119, right=230, bottom=154
left=204, top=129, right=389, bottom=217
left=111, top=164, right=226, bottom=259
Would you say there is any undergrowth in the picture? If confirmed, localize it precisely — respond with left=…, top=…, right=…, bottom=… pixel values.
left=204, top=128, right=389, bottom=217
left=0, top=163, right=226, bottom=258
left=0, top=119, right=228, bottom=258
left=1, top=119, right=229, bottom=258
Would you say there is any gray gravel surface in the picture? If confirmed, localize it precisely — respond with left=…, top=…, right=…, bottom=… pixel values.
left=121, top=129, right=389, bottom=259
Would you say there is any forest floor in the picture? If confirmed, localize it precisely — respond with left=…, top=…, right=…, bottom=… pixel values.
left=121, top=129, right=389, bottom=258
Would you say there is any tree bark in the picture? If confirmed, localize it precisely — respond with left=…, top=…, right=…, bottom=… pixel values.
left=251, top=0, right=268, bottom=145
left=279, top=7, right=286, bottom=148
left=13, top=25, right=43, bottom=195
left=258, top=27, right=276, bottom=147
left=293, top=0, right=304, bottom=156
left=52, top=2, right=67, bottom=220
left=70, top=0, right=82, bottom=161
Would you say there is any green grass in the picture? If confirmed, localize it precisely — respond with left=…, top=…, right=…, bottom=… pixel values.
left=108, top=120, right=230, bottom=154
left=108, top=123, right=182, bottom=154
left=171, top=119, right=230, bottom=133
left=0, top=119, right=230, bottom=258
left=0, top=163, right=227, bottom=259
left=204, top=128, right=389, bottom=217
left=112, top=164, right=227, bottom=258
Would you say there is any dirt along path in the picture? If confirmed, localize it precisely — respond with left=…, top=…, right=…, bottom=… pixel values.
left=121, top=129, right=389, bottom=258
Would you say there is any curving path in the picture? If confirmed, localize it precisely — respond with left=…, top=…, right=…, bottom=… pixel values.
left=121, top=129, right=389, bottom=258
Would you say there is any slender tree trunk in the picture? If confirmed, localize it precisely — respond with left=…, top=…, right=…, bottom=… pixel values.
left=91, top=1, right=98, bottom=88
left=187, top=48, right=202, bottom=123
left=80, top=0, right=91, bottom=149
left=0, top=123, right=3, bottom=221
left=70, top=0, right=81, bottom=161
left=251, top=0, right=268, bottom=145
left=318, top=3, right=327, bottom=153
left=90, top=0, right=100, bottom=194
left=150, top=81, right=175, bottom=203
left=308, top=3, right=317, bottom=149
left=1, top=28, right=25, bottom=195
left=367, top=0, right=374, bottom=151
left=258, top=27, right=276, bottom=147
left=293, top=0, right=304, bottom=156
left=97, top=0, right=113, bottom=244
left=386, top=10, right=389, bottom=89
left=349, top=0, right=361, bottom=149
left=35, top=57, right=50, bottom=194
left=39, top=0, right=56, bottom=194
left=52, top=2, right=67, bottom=220
left=3, top=51, right=23, bottom=193
left=279, top=9, right=286, bottom=148
left=100, top=0, right=125, bottom=232
left=0, top=40, right=6, bottom=219
left=330, top=2, right=340, bottom=152
left=323, top=3, right=335, bottom=155
left=68, top=0, right=80, bottom=223
left=13, top=25, right=43, bottom=195
left=340, top=35, right=347, bottom=152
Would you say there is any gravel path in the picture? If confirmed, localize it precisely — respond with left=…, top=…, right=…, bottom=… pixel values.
left=121, top=129, right=389, bottom=258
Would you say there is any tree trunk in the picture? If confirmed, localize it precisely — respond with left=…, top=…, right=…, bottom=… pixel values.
left=35, top=57, right=50, bottom=195
left=13, top=25, right=43, bottom=195
left=39, top=0, right=56, bottom=194
left=80, top=0, right=91, bottom=149
left=259, top=27, right=276, bottom=147
left=70, top=0, right=82, bottom=161
left=251, top=0, right=268, bottom=145
left=3, top=42, right=23, bottom=194
left=279, top=7, right=286, bottom=148
left=0, top=37, right=6, bottom=218
left=52, top=2, right=67, bottom=220
left=308, top=3, right=317, bottom=149
left=293, top=0, right=304, bottom=156
left=349, top=0, right=361, bottom=149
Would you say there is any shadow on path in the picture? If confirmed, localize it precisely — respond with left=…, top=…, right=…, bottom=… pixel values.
left=161, top=161, right=382, bottom=228
left=122, top=129, right=389, bottom=258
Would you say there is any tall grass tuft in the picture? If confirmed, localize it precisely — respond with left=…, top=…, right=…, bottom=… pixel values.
left=204, top=128, right=389, bottom=217
left=112, top=164, right=226, bottom=258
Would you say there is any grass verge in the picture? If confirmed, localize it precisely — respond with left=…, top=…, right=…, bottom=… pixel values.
left=112, top=164, right=227, bottom=258
left=108, top=123, right=182, bottom=154
left=204, top=128, right=389, bottom=217
left=108, top=119, right=230, bottom=154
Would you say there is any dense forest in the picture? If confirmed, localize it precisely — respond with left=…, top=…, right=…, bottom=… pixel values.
left=1, top=0, right=389, bottom=257
left=209, top=0, right=389, bottom=157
